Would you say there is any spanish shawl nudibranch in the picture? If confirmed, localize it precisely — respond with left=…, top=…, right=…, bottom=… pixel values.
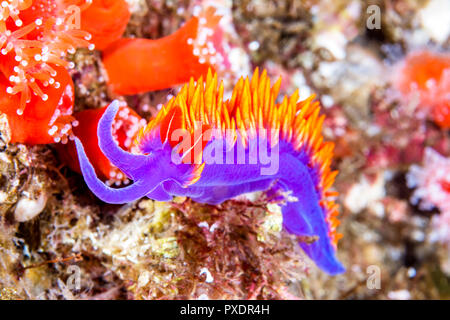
left=102, top=7, right=223, bottom=95
left=0, top=0, right=93, bottom=144
left=75, top=69, right=345, bottom=275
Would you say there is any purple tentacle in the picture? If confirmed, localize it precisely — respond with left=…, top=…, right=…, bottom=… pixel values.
left=98, top=100, right=148, bottom=180
left=75, top=138, right=154, bottom=204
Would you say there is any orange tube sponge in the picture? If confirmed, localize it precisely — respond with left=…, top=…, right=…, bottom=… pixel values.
left=102, top=7, right=222, bottom=95
left=58, top=102, right=146, bottom=185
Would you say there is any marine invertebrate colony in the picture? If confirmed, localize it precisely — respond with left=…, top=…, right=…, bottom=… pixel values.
left=0, top=64, right=75, bottom=144
left=102, top=6, right=223, bottom=95
left=393, top=50, right=450, bottom=129
left=75, top=69, right=345, bottom=275
left=0, top=0, right=93, bottom=144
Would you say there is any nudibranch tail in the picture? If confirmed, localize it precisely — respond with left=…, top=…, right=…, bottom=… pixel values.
left=278, top=156, right=345, bottom=275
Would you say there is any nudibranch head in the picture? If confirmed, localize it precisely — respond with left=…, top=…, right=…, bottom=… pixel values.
left=135, top=68, right=342, bottom=247
left=59, top=102, right=146, bottom=185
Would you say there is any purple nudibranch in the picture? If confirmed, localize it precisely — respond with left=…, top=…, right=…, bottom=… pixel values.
left=75, top=70, right=345, bottom=275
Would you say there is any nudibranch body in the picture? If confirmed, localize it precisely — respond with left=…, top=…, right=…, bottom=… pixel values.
left=75, top=69, right=345, bottom=275
left=102, top=7, right=223, bottom=95
left=0, top=0, right=93, bottom=144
